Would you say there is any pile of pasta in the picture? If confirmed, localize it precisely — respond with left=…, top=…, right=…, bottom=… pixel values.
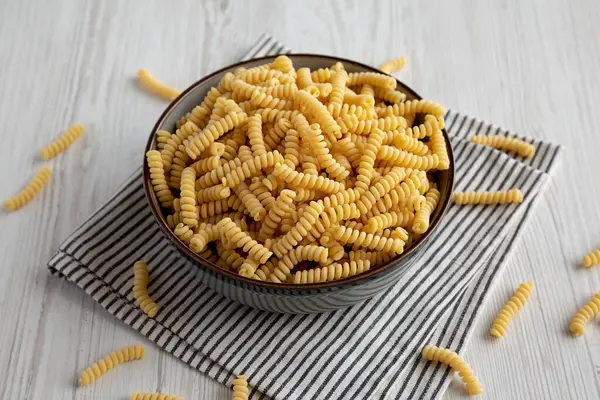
left=146, top=56, right=449, bottom=284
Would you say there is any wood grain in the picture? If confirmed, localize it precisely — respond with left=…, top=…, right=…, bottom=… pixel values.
left=0, top=0, right=598, bottom=399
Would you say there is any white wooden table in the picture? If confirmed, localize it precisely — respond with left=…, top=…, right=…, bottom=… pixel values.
left=1, top=0, right=599, bottom=399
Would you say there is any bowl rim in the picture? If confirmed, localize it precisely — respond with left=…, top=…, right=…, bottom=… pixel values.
left=143, top=53, right=455, bottom=291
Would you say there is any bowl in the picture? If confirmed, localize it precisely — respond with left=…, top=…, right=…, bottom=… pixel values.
left=143, top=54, right=455, bottom=314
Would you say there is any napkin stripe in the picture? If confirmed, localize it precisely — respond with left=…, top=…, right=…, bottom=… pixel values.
left=47, top=35, right=562, bottom=400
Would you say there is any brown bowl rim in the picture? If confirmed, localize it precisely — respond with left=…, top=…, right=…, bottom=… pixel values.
left=143, top=53, right=455, bottom=291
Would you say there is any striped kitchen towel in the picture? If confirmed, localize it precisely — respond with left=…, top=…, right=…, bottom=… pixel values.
left=47, top=34, right=562, bottom=399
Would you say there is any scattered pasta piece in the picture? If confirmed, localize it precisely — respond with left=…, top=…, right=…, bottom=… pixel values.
left=132, top=261, right=160, bottom=317
left=79, top=344, right=144, bottom=386
left=582, top=248, right=600, bottom=268
left=3, top=166, right=52, bottom=211
left=232, top=375, right=249, bottom=400
left=490, top=282, right=534, bottom=338
left=378, top=56, right=407, bottom=74
left=131, top=393, right=182, bottom=400
left=138, top=68, right=181, bottom=101
left=40, top=124, right=85, bottom=160
left=569, top=291, right=600, bottom=336
left=454, top=189, right=522, bottom=206
left=145, top=57, right=448, bottom=283
left=422, top=345, right=483, bottom=396
left=470, top=135, right=535, bottom=159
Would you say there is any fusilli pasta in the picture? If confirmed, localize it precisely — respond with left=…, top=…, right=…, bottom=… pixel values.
left=3, top=167, right=52, bottom=211
left=40, top=124, right=84, bottom=160
left=454, top=189, right=523, bottom=205
left=132, top=261, right=159, bottom=317
left=421, top=345, right=483, bottom=395
left=490, top=282, right=534, bottom=338
left=569, top=291, right=600, bottom=336
left=79, top=344, right=144, bottom=386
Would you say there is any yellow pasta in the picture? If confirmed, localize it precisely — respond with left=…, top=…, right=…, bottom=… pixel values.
left=377, top=146, right=440, bottom=170
left=185, top=111, right=247, bottom=159
left=490, top=282, right=534, bottom=338
left=40, top=124, right=84, bottom=160
left=293, top=260, right=371, bottom=284
left=146, top=60, right=447, bottom=283
left=334, top=225, right=405, bottom=254
left=412, top=188, right=440, bottom=234
left=421, top=345, right=483, bottom=395
left=269, top=245, right=330, bottom=283
left=378, top=56, right=407, bottom=74
left=569, top=292, right=600, bottom=336
left=582, top=248, right=600, bottom=267
left=217, top=217, right=273, bottom=266
left=232, top=375, right=249, bottom=400
left=376, top=100, right=446, bottom=118
left=365, top=210, right=414, bottom=233
left=130, top=393, right=182, bottom=400
left=470, top=135, right=535, bottom=159
left=180, top=167, right=198, bottom=227
left=79, top=344, right=144, bottom=386
left=3, top=167, right=52, bottom=211
left=132, top=261, right=159, bottom=317
left=346, top=72, right=396, bottom=90
left=454, top=189, right=523, bottom=206
left=138, top=69, right=180, bottom=101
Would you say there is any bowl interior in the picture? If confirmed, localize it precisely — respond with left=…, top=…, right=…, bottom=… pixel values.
left=144, top=54, right=454, bottom=290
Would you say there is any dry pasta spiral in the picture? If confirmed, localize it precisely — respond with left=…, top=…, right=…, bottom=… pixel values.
left=222, top=151, right=284, bottom=188
left=246, top=113, right=266, bottom=156
left=377, top=145, right=440, bottom=170
left=430, top=128, right=450, bottom=169
left=490, top=282, right=534, bottom=338
left=79, top=344, right=144, bottom=386
left=272, top=201, right=324, bottom=257
left=294, top=90, right=341, bottom=140
left=346, top=72, right=396, bottom=90
left=272, top=163, right=345, bottom=193
left=470, top=135, right=535, bottom=159
left=137, top=69, right=180, bottom=101
left=355, top=128, right=386, bottom=192
left=156, top=130, right=171, bottom=149
left=196, top=181, right=231, bottom=203
left=233, top=180, right=266, bottom=221
left=365, top=210, right=414, bottom=233
left=132, top=261, right=160, bottom=317
left=454, top=189, right=523, bottom=205
left=174, top=222, right=194, bottom=244
left=177, top=87, right=222, bottom=128
left=421, top=345, right=483, bottom=395
left=569, top=292, right=600, bottom=336
left=582, top=249, right=600, bottom=267
left=259, top=189, right=296, bottom=241
left=179, top=167, right=198, bottom=227
left=217, top=217, right=273, bottom=266
left=130, top=393, right=182, bottom=400
left=185, top=111, right=247, bottom=159
left=3, top=167, right=52, bottom=211
left=378, top=56, right=406, bottom=74
left=334, top=225, right=405, bottom=254
left=232, top=375, right=249, bottom=400
left=270, top=245, right=330, bottom=283
left=412, top=188, right=440, bottom=234
left=40, top=124, right=84, bottom=160
left=162, top=121, right=199, bottom=171
left=394, top=134, right=429, bottom=156
left=145, top=150, right=174, bottom=209
left=293, top=260, right=371, bottom=284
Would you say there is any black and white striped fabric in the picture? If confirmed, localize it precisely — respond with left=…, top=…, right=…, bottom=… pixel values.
left=48, top=34, right=562, bottom=399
